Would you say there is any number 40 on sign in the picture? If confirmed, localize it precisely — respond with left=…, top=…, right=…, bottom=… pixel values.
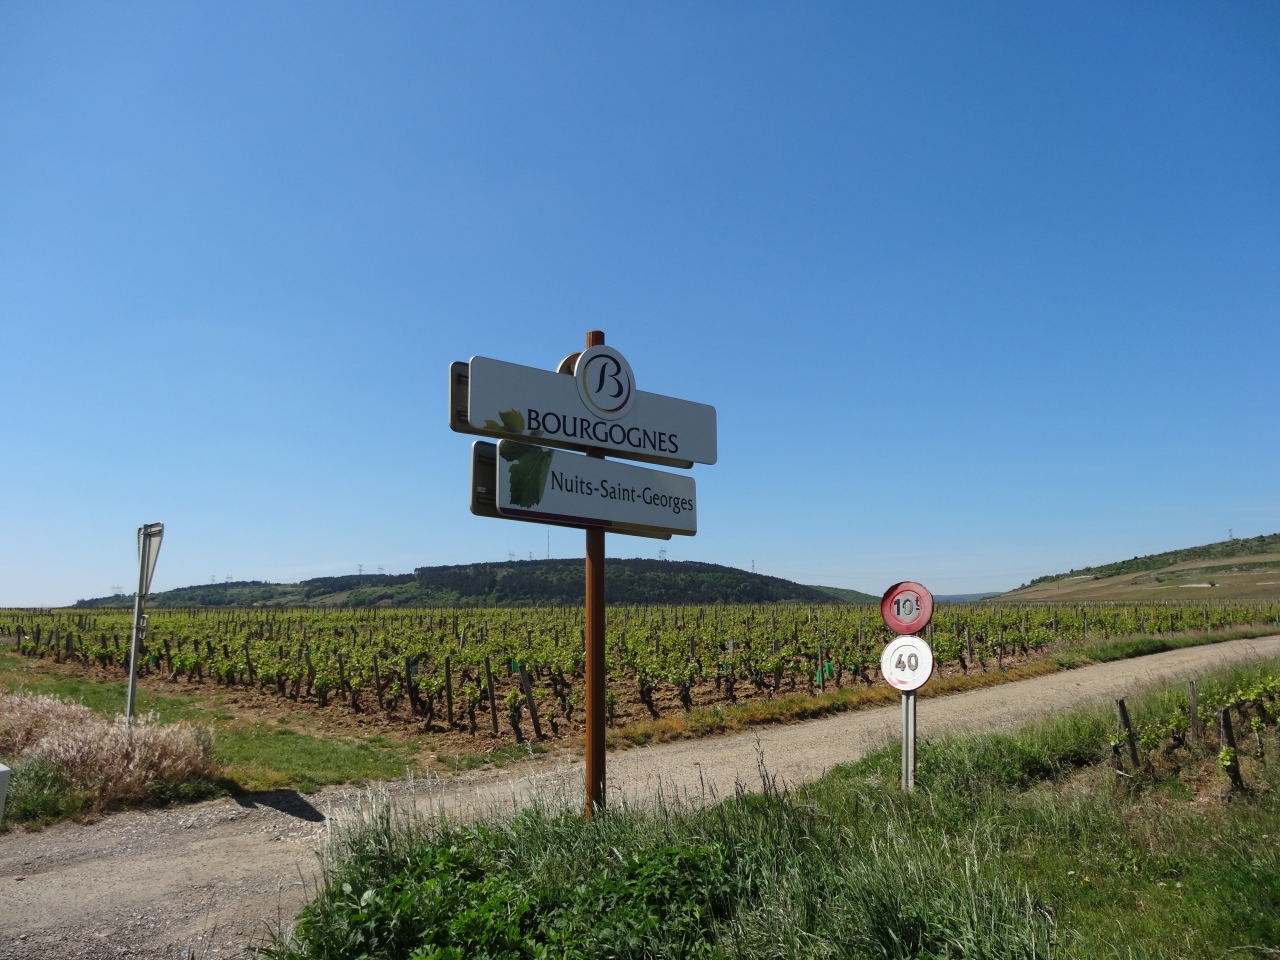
left=879, top=581, right=935, bottom=792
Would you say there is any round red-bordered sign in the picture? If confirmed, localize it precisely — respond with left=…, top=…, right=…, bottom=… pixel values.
left=881, top=581, right=934, bottom=635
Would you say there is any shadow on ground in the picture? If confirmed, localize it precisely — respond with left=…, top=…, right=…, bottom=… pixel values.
left=233, top=790, right=326, bottom=822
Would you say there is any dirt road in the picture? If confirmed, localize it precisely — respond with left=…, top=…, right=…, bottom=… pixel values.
left=3, top=634, right=1278, bottom=960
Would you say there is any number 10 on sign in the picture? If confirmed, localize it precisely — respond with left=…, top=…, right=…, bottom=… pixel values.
left=880, top=582, right=935, bottom=792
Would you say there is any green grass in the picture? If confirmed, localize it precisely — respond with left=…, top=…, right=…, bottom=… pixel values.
left=1051, top=624, right=1276, bottom=669
left=0, top=650, right=423, bottom=796
left=0, top=650, right=222, bottom=722
left=260, top=660, right=1280, bottom=960
left=216, top=723, right=421, bottom=793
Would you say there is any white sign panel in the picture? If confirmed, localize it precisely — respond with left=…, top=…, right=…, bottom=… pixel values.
left=880, top=635, right=934, bottom=692
left=465, top=355, right=717, bottom=466
left=496, top=440, right=697, bottom=536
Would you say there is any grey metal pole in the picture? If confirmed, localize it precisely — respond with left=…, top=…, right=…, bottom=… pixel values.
left=125, top=535, right=151, bottom=724
left=901, top=693, right=907, bottom=788
left=901, top=690, right=917, bottom=791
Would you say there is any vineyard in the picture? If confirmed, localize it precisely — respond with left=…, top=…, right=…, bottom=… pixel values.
left=3, top=602, right=1278, bottom=746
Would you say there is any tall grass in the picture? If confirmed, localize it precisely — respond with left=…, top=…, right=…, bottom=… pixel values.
left=0, top=690, right=219, bottom=824
left=262, top=781, right=1054, bottom=960
left=260, top=659, right=1280, bottom=959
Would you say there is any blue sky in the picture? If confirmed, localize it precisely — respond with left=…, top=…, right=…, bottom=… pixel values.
left=2, top=2, right=1277, bottom=606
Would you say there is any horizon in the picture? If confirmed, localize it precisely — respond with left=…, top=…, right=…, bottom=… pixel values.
left=3, top=3, right=1277, bottom=606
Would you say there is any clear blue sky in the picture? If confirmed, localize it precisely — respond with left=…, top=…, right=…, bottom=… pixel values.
left=2, top=3, right=1277, bottom=606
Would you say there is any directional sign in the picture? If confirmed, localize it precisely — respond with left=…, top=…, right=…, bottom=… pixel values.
left=880, top=635, right=934, bottom=692
left=881, top=581, right=934, bottom=635
left=495, top=440, right=696, bottom=537
left=137, top=522, right=164, bottom=595
left=449, top=352, right=717, bottom=468
left=468, top=441, right=671, bottom=540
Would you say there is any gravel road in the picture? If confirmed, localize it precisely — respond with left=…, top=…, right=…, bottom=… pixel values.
left=3, top=634, right=1278, bottom=960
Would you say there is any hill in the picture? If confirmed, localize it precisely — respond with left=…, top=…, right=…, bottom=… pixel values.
left=73, top=559, right=871, bottom=608
left=807, top=584, right=880, bottom=604
left=1001, top=533, right=1280, bottom=601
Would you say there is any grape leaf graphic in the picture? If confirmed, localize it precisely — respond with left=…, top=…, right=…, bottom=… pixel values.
left=501, top=441, right=555, bottom=508
left=485, top=409, right=527, bottom=434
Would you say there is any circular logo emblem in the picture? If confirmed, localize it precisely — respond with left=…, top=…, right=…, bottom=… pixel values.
left=574, top=345, right=636, bottom=421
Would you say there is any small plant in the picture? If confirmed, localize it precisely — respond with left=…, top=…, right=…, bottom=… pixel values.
left=1218, top=746, right=1237, bottom=771
left=504, top=686, right=525, bottom=741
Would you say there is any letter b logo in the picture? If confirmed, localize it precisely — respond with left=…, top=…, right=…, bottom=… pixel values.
left=574, top=346, right=636, bottom=420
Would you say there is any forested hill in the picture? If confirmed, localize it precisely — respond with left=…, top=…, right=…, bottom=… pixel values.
left=73, top=559, right=876, bottom=608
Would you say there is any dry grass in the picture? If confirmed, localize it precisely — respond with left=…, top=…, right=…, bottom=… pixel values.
left=605, top=661, right=1061, bottom=748
left=0, top=690, right=218, bottom=812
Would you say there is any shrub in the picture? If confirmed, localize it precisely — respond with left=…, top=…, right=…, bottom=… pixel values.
left=0, top=690, right=219, bottom=824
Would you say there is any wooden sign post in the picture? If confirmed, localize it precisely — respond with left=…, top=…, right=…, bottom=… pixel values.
left=449, top=329, right=716, bottom=818
left=584, top=330, right=608, bottom=817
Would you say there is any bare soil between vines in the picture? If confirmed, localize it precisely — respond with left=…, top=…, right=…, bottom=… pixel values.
left=2, top=634, right=1279, bottom=960
left=1, top=629, right=1116, bottom=768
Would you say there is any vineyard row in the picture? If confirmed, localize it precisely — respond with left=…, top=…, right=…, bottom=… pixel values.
left=3, top=602, right=1277, bottom=741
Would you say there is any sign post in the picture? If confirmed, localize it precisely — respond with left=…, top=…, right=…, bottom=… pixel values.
left=126, top=522, right=164, bottom=724
left=450, top=330, right=714, bottom=818
left=582, top=329, right=608, bottom=817
left=880, top=582, right=934, bottom=791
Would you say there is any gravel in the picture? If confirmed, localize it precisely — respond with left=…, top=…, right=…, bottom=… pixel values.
left=2, top=633, right=1277, bottom=960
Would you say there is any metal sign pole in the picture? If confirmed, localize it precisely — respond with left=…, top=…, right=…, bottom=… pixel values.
left=881, top=583, right=932, bottom=793
left=583, top=329, right=607, bottom=818
left=126, top=536, right=150, bottom=724
left=902, top=690, right=916, bottom=791
left=125, top=523, right=163, bottom=725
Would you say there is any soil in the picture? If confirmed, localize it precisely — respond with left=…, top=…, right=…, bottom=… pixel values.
left=13, top=630, right=1074, bottom=765
left=2, top=633, right=1278, bottom=960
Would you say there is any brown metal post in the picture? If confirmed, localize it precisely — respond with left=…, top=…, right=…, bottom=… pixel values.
left=584, top=329, right=607, bottom=818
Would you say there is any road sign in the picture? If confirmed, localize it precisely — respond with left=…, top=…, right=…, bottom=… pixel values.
left=126, top=522, right=164, bottom=724
left=880, top=581, right=934, bottom=635
left=449, top=352, right=717, bottom=468
left=469, top=441, right=672, bottom=539
left=881, top=630, right=933, bottom=793
left=495, top=440, right=696, bottom=537
left=878, top=580, right=935, bottom=793
left=450, top=330, right=715, bottom=820
left=879, top=634, right=934, bottom=692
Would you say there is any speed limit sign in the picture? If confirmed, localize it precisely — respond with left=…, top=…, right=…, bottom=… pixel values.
left=880, top=634, right=934, bottom=692
left=881, top=581, right=934, bottom=635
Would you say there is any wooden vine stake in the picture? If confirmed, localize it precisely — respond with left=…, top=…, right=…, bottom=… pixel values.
left=444, top=656, right=454, bottom=727
left=1116, top=698, right=1140, bottom=771
left=484, top=656, right=499, bottom=735
left=518, top=663, right=545, bottom=740
left=1218, top=708, right=1244, bottom=794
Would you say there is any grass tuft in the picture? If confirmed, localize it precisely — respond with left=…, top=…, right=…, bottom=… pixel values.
left=0, top=689, right=220, bottom=826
